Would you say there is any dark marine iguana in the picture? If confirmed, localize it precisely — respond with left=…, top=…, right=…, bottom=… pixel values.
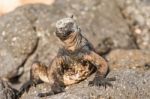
left=17, top=16, right=115, bottom=97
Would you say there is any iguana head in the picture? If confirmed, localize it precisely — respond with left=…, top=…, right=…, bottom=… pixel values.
left=55, top=16, right=80, bottom=40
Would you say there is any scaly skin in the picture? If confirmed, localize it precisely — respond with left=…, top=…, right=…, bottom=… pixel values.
left=17, top=16, right=116, bottom=98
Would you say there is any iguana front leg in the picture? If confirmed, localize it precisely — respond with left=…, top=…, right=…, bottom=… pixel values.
left=83, top=51, right=116, bottom=87
left=36, top=56, right=69, bottom=97
left=17, top=62, right=44, bottom=97
left=17, top=56, right=68, bottom=97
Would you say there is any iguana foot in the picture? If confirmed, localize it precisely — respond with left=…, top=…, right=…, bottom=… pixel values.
left=37, top=84, right=65, bottom=97
left=17, top=80, right=37, bottom=97
left=88, top=76, right=116, bottom=88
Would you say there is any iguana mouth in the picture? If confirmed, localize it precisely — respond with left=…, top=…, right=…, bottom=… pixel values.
left=55, top=29, right=73, bottom=40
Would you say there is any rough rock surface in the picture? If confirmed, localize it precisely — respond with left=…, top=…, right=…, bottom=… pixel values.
left=118, top=0, right=150, bottom=50
left=20, top=68, right=150, bottom=99
left=0, top=10, right=38, bottom=79
left=0, top=79, right=17, bottom=99
left=106, top=49, right=150, bottom=69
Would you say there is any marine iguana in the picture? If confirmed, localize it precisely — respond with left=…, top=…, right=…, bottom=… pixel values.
left=17, top=16, right=115, bottom=97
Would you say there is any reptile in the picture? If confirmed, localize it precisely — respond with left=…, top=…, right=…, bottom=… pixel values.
left=17, top=16, right=115, bottom=97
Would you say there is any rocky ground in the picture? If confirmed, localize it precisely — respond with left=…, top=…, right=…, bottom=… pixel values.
left=0, top=0, right=149, bottom=99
